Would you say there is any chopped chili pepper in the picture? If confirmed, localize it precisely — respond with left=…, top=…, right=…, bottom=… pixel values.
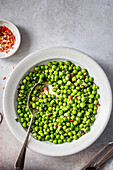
left=3, top=77, right=6, bottom=80
left=98, top=104, right=101, bottom=107
left=63, top=92, right=64, bottom=94
left=44, top=87, right=48, bottom=91
left=0, top=26, right=16, bottom=53
left=75, top=96, right=77, bottom=99
left=70, top=120, right=74, bottom=122
left=49, top=66, right=51, bottom=69
left=70, top=73, right=73, bottom=77
left=69, top=95, right=72, bottom=100
left=3, top=87, right=5, bottom=89
left=55, top=125, right=57, bottom=128
left=51, top=106, right=53, bottom=108
left=47, top=114, right=51, bottom=118
left=33, top=70, right=36, bottom=72
left=84, top=75, right=86, bottom=78
left=72, top=83, right=75, bottom=86
left=81, top=130, right=83, bottom=134
left=57, top=122, right=59, bottom=124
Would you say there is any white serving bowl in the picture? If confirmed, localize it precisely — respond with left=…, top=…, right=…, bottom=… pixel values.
left=3, top=47, right=112, bottom=156
left=0, top=19, right=21, bottom=58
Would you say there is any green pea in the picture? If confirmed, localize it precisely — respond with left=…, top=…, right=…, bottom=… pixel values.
left=80, top=103, right=86, bottom=108
left=73, top=135, right=78, bottom=140
left=53, top=140, right=57, bottom=144
left=67, top=81, right=72, bottom=86
left=22, top=122, right=27, bottom=128
left=67, top=138, right=72, bottom=142
left=89, top=77, right=93, bottom=82
left=32, top=96, right=36, bottom=101
left=72, top=77, right=76, bottom=82
left=77, top=112, right=82, bottom=117
left=32, top=103, right=36, bottom=108
left=94, top=100, right=99, bottom=105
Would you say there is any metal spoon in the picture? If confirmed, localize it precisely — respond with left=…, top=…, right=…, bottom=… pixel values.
left=15, top=83, right=48, bottom=170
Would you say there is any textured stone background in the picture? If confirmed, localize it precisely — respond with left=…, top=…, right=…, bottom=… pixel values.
left=0, top=0, right=113, bottom=170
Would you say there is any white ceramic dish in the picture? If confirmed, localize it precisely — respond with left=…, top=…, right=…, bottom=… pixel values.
left=0, top=19, right=21, bottom=58
left=3, top=47, right=112, bottom=156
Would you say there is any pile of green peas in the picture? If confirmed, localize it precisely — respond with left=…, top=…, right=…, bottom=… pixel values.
left=17, top=60, right=100, bottom=144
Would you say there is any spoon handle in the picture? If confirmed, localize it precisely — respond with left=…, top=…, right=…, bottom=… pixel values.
left=15, top=115, right=34, bottom=170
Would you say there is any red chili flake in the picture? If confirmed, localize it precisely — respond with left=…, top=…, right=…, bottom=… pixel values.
left=84, top=75, right=86, bottom=78
left=3, top=87, right=5, bottom=89
left=72, top=83, right=75, bottom=86
left=69, top=95, right=72, bottom=100
left=51, top=106, right=53, bottom=108
left=70, top=120, right=74, bottom=122
left=70, top=73, right=73, bottom=77
left=33, top=70, right=36, bottom=72
left=57, top=122, right=59, bottom=124
left=92, top=121, right=94, bottom=124
left=79, top=84, right=81, bottom=86
left=3, top=77, right=6, bottom=80
left=42, top=125, right=44, bottom=127
left=75, top=96, right=77, bottom=99
left=68, top=79, right=69, bottom=81
left=55, top=125, right=57, bottom=128
left=98, top=104, right=101, bottom=107
left=63, top=92, right=64, bottom=94
left=49, top=66, right=51, bottom=69
left=81, top=130, right=83, bottom=134
left=0, top=26, right=16, bottom=53
left=44, top=87, right=48, bottom=91
left=47, top=114, right=51, bottom=118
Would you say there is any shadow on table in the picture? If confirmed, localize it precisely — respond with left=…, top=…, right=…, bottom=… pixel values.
left=14, top=26, right=31, bottom=56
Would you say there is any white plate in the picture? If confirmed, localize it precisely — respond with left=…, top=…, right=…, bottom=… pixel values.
left=0, top=19, right=21, bottom=58
left=3, top=47, right=112, bottom=156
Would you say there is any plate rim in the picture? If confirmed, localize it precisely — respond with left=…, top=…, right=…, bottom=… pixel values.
left=3, top=47, right=112, bottom=156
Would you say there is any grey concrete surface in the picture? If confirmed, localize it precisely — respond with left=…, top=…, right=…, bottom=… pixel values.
left=0, top=0, right=113, bottom=170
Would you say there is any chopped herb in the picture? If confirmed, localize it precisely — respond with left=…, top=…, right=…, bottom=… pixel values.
left=15, top=118, right=19, bottom=122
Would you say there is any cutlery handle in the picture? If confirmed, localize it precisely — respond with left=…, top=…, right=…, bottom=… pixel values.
left=82, top=142, right=113, bottom=170
left=95, top=145, right=113, bottom=169
left=15, top=115, right=34, bottom=170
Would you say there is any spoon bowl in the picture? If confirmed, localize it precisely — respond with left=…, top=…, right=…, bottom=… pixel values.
left=27, top=83, right=48, bottom=115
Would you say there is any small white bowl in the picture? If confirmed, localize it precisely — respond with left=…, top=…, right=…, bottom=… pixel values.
left=3, top=48, right=112, bottom=156
left=0, top=19, right=21, bottom=58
